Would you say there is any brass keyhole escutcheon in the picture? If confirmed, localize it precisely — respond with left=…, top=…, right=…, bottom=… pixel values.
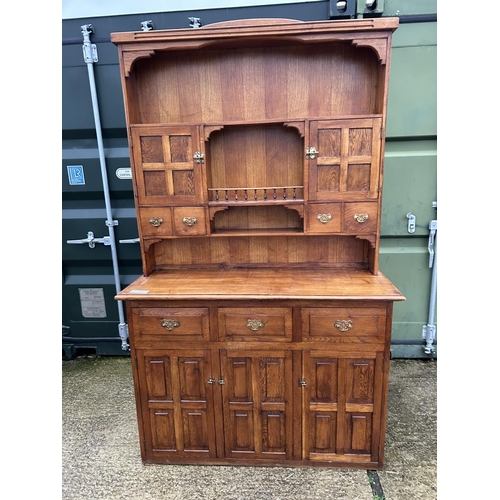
left=354, top=213, right=369, bottom=223
left=334, top=319, right=353, bottom=332
left=161, top=319, right=180, bottom=331
left=246, top=319, right=265, bottom=331
left=317, top=213, right=332, bottom=224
left=183, top=216, right=197, bottom=227
left=149, top=217, right=164, bottom=227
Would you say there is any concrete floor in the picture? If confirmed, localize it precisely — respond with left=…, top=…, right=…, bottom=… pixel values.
left=62, top=356, right=436, bottom=500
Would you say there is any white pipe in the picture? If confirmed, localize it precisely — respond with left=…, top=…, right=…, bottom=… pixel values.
left=81, top=24, right=129, bottom=350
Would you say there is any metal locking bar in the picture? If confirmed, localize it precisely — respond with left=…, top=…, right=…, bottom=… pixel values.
left=67, top=231, right=111, bottom=248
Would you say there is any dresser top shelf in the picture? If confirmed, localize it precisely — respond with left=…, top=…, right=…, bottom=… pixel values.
left=115, top=267, right=405, bottom=302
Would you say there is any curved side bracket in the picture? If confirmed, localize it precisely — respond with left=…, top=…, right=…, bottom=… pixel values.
left=143, top=238, right=162, bottom=252
left=351, top=38, right=388, bottom=65
left=356, top=234, right=377, bottom=248
left=123, top=50, right=156, bottom=77
left=284, top=204, right=304, bottom=219
left=205, top=125, right=225, bottom=141
left=284, top=121, right=305, bottom=138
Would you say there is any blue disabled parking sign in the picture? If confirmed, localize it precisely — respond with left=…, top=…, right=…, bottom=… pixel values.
left=67, top=165, right=86, bottom=185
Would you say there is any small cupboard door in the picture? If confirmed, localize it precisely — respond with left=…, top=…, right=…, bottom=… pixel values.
left=136, top=349, right=217, bottom=460
left=131, top=125, right=205, bottom=206
left=302, top=351, right=386, bottom=464
left=220, top=350, right=294, bottom=460
left=308, top=118, right=382, bottom=202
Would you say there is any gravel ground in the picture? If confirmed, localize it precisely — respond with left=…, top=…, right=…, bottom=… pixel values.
left=61, top=356, right=436, bottom=499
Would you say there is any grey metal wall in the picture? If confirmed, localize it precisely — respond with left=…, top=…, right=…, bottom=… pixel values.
left=62, top=0, right=437, bottom=359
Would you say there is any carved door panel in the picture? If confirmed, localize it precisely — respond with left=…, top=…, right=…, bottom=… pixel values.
left=136, top=349, right=217, bottom=459
left=302, top=351, right=385, bottom=463
left=220, top=349, right=293, bottom=460
left=131, top=125, right=205, bottom=206
left=308, top=118, right=382, bottom=201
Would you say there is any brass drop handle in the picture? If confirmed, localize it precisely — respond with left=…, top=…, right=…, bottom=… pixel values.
left=354, top=213, right=369, bottom=223
left=246, top=319, right=265, bottom=331
left=317, top=213, right=332, bottom=224
left=161, top=319, right=180, bottom=331
left=207, top=377, right=216, bottom=385
left=183, top=216, right=197, bottom=227
left=149, top=217, right=164, bottom=227
left=334, top=319, right=353, bottom=332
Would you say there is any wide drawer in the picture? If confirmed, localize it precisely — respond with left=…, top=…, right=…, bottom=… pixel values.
left=130, top=307, right=210, bottom=341
left=302, top=306, right=387, bottom=343
left=218, top=307, right=293, bottom=342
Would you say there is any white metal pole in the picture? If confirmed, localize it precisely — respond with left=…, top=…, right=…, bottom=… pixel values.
left=81, top=24, right=129, bottom=350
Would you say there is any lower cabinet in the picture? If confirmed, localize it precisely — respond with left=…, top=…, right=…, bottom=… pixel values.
left=129, top=302, right=391, bottom=468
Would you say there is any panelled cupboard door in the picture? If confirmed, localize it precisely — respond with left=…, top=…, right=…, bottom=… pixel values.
left=302, top=351, right=385, bottom=464
left=220, top=350, right=294, bottom=460
left=136, top=349, right=217, bottom=460
left=308, top=118, right=383, bottom=201
left=131, top=125, right=205, bottom=206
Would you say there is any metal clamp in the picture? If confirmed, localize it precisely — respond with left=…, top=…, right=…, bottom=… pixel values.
left=67, top=231, right=111, bottom=248
left=81, top=24, right=98, bottom=63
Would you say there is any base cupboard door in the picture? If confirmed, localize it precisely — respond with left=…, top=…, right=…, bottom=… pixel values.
left=302, top=350, right=386, bottom=465
left=220, top=349, right=294, bottom=461
left=136, top=349, right=217, bottom=461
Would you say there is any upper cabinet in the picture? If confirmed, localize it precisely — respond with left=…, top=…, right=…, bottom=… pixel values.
left=112, top=18, right=399, bottom=275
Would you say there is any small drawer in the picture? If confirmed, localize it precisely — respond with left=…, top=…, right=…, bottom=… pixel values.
left=173, top=207, right=208, bottom=236
left=343, top=202, right=378, bottom=233
left=305, top=203, right=342, bottom=233
left=302, top=307, right=386, bottom=342
left=139, top=208, right=173, bottom=237
left=131, top=307, right=210, bottom=341
left=218, top=307, right=293, bottom=342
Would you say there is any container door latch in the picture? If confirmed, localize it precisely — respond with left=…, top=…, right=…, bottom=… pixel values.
left=67, top=231, right=111, bottom=248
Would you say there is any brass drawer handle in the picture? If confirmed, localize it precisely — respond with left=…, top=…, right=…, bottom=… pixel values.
left=149, top=217, right=164, bottom=227
left=334, top=319, right=353, bottom=332
left=246, top=319, right=265, bottom=331
left=161, top=319, right=180, bottom=331
left=353, top=213, right=369, bottom=223
left=183, top=216, right=197, bottom=227
left=317, top=213, right=332, bottom=224
left=207, top=377, right=216, bottom=385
